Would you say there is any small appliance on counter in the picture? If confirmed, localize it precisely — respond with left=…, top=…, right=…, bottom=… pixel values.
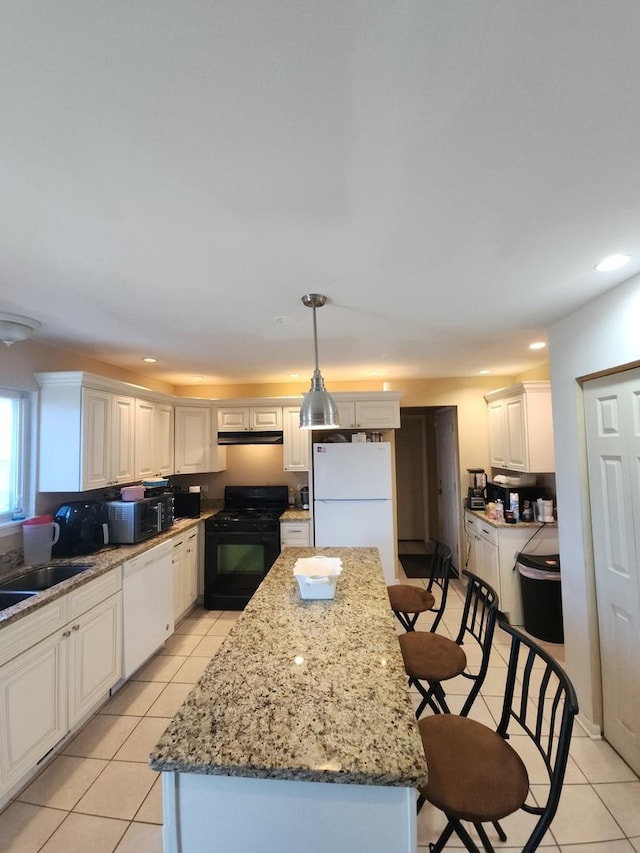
left=300, top=485, right=309, bottom=509
left=174, top=489, right=201, bottom=518
left=467, top=468, right=487, bottom=509
left=52, top=501, right=110, bottom=557
left=486, top=482, right=539, bottom=520
left=101, top=493, right=174, bottom=544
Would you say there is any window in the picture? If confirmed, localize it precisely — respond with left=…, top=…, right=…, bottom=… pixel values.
left=0, top=389, right=29, bottom=525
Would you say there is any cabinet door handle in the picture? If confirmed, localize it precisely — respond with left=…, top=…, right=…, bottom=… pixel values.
left=72, top=624, right=80, bottom=631
left=62, top=630, right=71, bottom=638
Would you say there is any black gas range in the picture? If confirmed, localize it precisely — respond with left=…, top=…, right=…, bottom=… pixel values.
left=204, top=485, right=289, bottom=610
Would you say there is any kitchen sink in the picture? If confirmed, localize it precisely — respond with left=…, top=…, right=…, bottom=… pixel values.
left=0, top=563, right=95, bottom=593
left=0, top=590, right=38, bottom=611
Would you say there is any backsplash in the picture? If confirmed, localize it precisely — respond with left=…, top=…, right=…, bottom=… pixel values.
left=0, top=548, right=24, bottom=581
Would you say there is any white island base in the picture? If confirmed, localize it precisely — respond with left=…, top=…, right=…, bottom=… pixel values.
left=161, top=771, right=417, bottom=853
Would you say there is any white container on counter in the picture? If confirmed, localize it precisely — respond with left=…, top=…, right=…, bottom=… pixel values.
left=293, top=556, right=343, bottom=600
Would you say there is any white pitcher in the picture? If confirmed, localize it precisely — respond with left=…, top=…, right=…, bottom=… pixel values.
left=23, top=521, right=60, bottom=566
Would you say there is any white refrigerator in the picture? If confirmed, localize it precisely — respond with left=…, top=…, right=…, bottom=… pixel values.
left=312, top=442, right=396, bottom=584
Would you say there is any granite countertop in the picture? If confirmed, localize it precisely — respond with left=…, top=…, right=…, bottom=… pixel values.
left=149, top=546, right=427, bottom=789
left=280, top=509, right=311, bottom=521
left=467, top=508, right=558, bottom=529
left=0, top=511, right=216, bottom=629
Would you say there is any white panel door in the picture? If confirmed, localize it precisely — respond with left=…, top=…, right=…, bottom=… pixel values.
left=584, top=369, right=640, bottom=773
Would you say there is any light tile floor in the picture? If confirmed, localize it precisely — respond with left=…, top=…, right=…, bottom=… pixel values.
left=1, top=563, right=639, bottom=852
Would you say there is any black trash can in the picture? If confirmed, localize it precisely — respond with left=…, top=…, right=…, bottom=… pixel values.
left=516, top=553, right=564, bottom=643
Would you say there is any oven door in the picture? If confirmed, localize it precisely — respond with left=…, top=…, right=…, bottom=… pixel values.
left=204, top=527, right=280, bottom=610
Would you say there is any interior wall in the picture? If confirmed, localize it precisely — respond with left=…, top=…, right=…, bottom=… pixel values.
left=172, top=446, right=308, bottom=503
left=548, top=271, right=640, bottom=733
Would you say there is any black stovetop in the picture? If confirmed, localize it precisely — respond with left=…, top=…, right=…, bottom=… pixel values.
left=211, top=485, right=289, bottom=527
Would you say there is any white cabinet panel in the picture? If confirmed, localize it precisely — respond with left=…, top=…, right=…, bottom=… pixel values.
left=335, top=399, right=400, bottom=430
left=0, top=631, right=67, bottom=792
left=0, top=568, right=123, bottom=805
left=217, top=406, right=283, bottom=431
left=464, top=511, right=558, bottom=624
left=135, top=399, right=175, bottom=480
left=283, top=406, right=310, bottom=471
left=175, top=406, right=211, bottom=474
left=172, top=528, right=199, bottom=622
left=280, top=521, right=310, bottom=547
left=485, top=382, right=555, bottom=473
left=68, top=593, right=122, bottom=727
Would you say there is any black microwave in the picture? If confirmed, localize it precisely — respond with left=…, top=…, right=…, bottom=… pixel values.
left=102, top=494, right=174, bottom=543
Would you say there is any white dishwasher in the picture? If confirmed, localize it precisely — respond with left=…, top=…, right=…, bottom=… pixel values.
left=122, top=538, right=174, bottom=678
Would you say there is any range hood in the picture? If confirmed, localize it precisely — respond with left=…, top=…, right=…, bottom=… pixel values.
left=218, top=431, right=284, bottom=446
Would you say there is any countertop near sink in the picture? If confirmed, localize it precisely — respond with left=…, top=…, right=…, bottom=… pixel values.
left=0, top=511, right=216, bottom=630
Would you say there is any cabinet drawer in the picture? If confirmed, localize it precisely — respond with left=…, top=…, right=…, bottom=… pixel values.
left=280, top=523, right=310, bottom=546
left=476, top=521, right=498, bottom=547
left=68, top=568, right=122, bottom=620
left=0, top=598, right=68, bottom=668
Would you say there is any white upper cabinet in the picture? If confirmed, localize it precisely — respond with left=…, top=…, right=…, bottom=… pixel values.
left=174, top=405, right=211, bottom=474
left=134, top=398, right=174, bottom=480
left=334, top=397, right=401, bottom=429
left=283, top=406, right=310, bottom=471
left=37, top=373, right=168, bottom=491
left=484, top=381, right=555, bottom=473
left=37, top=376, right=136, bottom=492
left=217, top=406, right=283, bottom=431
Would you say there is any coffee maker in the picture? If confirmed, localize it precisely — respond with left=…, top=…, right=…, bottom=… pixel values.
left=467, top=469, right=487, bottom=509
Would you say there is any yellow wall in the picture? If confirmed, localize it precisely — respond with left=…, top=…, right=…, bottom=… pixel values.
left=1, top=340, right=551, bottom=540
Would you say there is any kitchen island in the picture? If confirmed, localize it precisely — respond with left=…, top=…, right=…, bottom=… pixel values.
left=150, top=546, right=427, bottom=853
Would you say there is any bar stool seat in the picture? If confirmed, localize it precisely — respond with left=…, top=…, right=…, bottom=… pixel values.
left=387, top=585, right=435, bottom=622
left=388, top=541, right=451, bottom=633
left=398, top=570, right=499, bottom=717
left=400, top=630, right=466, bottom=683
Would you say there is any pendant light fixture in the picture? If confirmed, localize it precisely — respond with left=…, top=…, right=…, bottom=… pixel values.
left=299, top=294, right=340, bottom=429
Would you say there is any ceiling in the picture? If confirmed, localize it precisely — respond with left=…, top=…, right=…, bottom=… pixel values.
left=2, top=1, right=640, bottom=387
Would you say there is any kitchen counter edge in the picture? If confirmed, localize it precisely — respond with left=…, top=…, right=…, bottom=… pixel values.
left=466, top=509, right=557, bottom=529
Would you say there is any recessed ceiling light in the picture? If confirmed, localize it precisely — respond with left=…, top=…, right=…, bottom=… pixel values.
left=289, top=373, right=300, bottom=379
left=595, top=254, right=631, bottom=272
left=479, top=369, right=491, bottom=375
left=192, top=375, right=204, bottom=381
left=369, top=371, right=381, bottom=377
left=142, top=357, right=157, bottom=363
left=529, top=342, right=546, bottom=350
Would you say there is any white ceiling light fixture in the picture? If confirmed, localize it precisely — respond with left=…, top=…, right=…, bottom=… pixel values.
left=299, top=294, right=340, bottom=430
left=595, top=253, right=631, bottom=272
left=529, top=341, right=546, bottom=350
left=0, top=312, right=40, bottom=346
left=142, top=357, right=157, bottom=363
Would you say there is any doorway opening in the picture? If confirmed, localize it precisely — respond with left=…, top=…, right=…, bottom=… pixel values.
left=395, top=406, right=461, bottom=573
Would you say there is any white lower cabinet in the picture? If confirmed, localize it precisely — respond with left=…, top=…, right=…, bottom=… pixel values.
left=280, top=521, right=311, bottom=547
left=0, top=629, right=67, bottom=795
left=68, top=593, right=122, bottom=727
left=464, top=511, right=558, bottom=625
left=173, top=526, right=200, bottom=622
left=0, top=569, right=122, bottom=806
